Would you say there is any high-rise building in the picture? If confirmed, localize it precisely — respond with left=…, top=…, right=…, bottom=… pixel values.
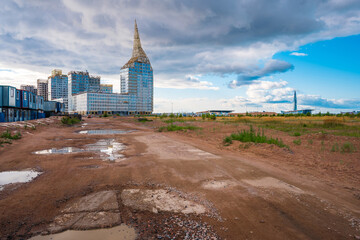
left=48, top=69, right=68, bottom=100
left=293, top=90, right=297, bottom=111
left=120, top=20, right=153, bottom=114
left=100, top=84, right=113, bottom=93
left=20, top=85, right=37, bottom=94
left=68, top=71, right=100, bottom=96
left=69, top=21, right=153, bottom=115
left=37, top=79, right=48, bottom=101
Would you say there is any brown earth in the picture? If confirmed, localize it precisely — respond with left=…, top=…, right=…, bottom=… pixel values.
left=0, top=116, right=359, bottom=239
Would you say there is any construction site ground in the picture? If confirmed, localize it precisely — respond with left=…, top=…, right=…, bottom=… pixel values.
left=0, top=116, right=359, bottom=239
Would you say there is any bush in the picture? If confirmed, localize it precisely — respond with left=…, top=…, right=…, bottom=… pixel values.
left=1, top=130, right=21, bottom=140
left=209, top=114, right=216, bottom=120
left=102, top=112, right=109, bottom=117
left=61, top=116, right=81, bottom=125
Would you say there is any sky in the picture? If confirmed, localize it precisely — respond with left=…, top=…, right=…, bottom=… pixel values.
left=0, top=0, right=360, bottom=113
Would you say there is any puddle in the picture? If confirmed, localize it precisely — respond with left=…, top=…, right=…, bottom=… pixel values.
left=29, top=224, right=136, bottom=240
left=86, top=139, right=125, bottom=161
left=121, top=189, right=206, bottom=214
left=242, top=177, right=304, bottom=194
left=34, top=147, right=84, bottom=154
left=78, top=129, right=133, bottom=135
left=33, top=139, right=125, bottom=162
left=0, top=170, right=41, bottom=190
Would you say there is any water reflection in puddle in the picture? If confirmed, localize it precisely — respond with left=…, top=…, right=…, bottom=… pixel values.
left=33, top=139, right=125, bottom=161
left=0, top=170, right=41, bottom=191
left=86, top=139, right=125, bottom=161
left=34, top=147, right=83, bottom=154
left=78, top=129, right=133, bottom=135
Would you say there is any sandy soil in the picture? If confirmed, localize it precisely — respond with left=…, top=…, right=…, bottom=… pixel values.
left=0, top=116, right=359, bottom=239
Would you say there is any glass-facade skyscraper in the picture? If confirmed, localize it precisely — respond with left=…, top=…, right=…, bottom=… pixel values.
left=120, top=20, right=153, bottom=114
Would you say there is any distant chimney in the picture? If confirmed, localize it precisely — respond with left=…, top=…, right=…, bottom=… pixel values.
left=294, top=90, right=297, bottom=111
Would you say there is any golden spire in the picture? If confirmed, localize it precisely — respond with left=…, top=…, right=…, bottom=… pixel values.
left=132, top=19, right=147, bottom=59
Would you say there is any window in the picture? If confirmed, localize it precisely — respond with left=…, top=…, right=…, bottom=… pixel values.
left=11, top=88, right=14, bottom=97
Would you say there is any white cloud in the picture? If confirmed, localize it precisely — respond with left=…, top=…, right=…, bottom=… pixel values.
left=290, top=52, right=308, bottom=56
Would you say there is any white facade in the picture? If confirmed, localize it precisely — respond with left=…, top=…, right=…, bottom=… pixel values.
left=71, top=92, right=130, bottom=114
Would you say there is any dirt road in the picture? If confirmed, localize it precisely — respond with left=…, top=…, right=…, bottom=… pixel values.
left=0, top=117, right=359, bottom=239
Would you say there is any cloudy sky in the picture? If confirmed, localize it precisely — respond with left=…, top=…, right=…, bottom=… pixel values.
left=1, top=0, right=360, bottom=113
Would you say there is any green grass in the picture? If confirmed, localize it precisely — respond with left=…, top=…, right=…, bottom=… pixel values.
left=293, top=132, right=301, bottom=137
left=61, top=116, right=81, bottom=125
left=159, top=124, right=200, bottom=132
left=293, top=139, right=301, bottom=145
left=331, top=143, right=339, bottom=152
left=341, top=142, right=356, bottom=153
left=223, top=125, right=288, bottom=148
left=1, top=130, right=21, bottom=140
left=138, top=117, right=152, bottom=122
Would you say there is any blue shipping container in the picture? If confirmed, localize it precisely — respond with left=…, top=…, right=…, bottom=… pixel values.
left=15, top=89, right=21, bottom=108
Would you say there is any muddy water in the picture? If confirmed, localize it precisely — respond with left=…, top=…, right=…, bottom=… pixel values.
left=78, top=129, right=133, bottom=135
left=0, top=170, right=41, bottom=190
left=33, top=139, right=125, bottom=161
left=29, top=224, right=136, bottom=240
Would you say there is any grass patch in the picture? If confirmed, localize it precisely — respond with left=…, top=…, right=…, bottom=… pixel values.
left=331, top=143, right=339, bottom=152
left=159, top=124, right=200, bottom=132
left=1, top=130, right=21, bottom=140
left=138, top=117, right=153, bottom=122
left=223, top=125, right=288, bottom=148
left=307, top=139, right=313, bottom=145
left=293, top=132, right=301, bottom=137
left=61, top=116, right=81, bottom=125
left=293, top=139, right=301, bottom=145
left=341, top=142, right=356, bottom=153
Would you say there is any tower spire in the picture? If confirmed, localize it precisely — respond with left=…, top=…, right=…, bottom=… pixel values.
left=132, top=19, right=147, bottom=59
left=122, top=20, right=151, bottom=69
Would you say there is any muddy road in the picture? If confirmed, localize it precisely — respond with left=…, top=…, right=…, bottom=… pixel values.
left=0, top=117, right=359, bottom=239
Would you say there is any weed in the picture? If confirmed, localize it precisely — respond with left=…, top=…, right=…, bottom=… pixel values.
left=323, top=119, right=344, bottom=128
left=224, top=125, right=288, bottom=148
left=293, top=132, right=301, bottom=137
left=293, top=139, right=301, bottom=145
left=159, top=124, right=199, bottom=132
left=138, top=118, right=152, bottom=122
left=31, top=126, right=36, bottom=130
left=307, top=139, right=313, bottom=145
left=61, top=116, right=81, bottom=125
left=1, top=130, right=21, bottom=140
left=24, top=125, right=28, bottom=129
left=223, top=136, right=233, bottom=145
left=331, top=143, right=339, bottom=152
left=341, top=142, right=356, bottom=153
